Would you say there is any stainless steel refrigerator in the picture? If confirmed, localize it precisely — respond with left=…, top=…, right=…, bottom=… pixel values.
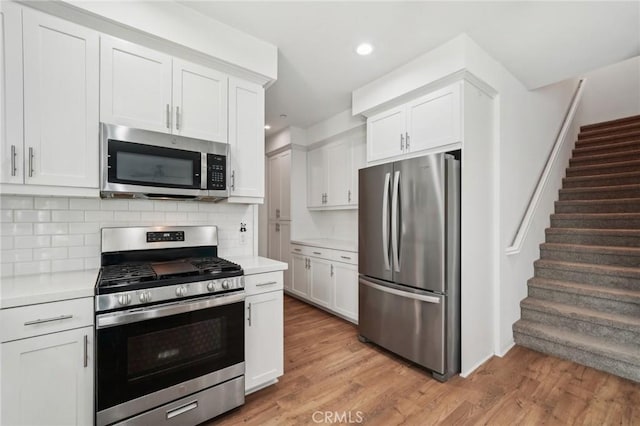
left=358, top=153, right=460, bottom=381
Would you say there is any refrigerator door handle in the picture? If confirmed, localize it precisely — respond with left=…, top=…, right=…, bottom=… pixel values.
left=382, top=172, right=391, bottom=271
left=360, top=278, right=441, bottom=304
left=391, top=170, right=401, bottom=272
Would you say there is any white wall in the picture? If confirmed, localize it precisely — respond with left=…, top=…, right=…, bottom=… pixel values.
left=577, top=56, right=640, bottom=126
left=0, top=196, right=255, bottom=277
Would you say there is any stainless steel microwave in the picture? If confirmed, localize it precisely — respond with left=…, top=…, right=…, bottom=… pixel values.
left=100, top=123, right=228, bottom=201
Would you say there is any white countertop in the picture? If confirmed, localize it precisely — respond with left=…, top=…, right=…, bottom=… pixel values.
left=227, top=256, right=288, bottom=275
left=1, top=269, right=99, bottom=309
left=290, top=238, right=358, bottom=252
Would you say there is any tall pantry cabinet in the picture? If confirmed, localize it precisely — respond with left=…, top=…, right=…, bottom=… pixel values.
left=267, top=150, right=292, bottom=289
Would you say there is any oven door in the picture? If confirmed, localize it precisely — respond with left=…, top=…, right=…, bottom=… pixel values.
left=96, top=292, right=245, bottom=425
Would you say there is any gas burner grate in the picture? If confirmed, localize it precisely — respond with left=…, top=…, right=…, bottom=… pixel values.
left=99, top=264, right=157, bottom=286
left=190, top=257, right=242, bottom=274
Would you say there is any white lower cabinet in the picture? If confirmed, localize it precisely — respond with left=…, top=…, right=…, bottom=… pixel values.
left=244, top=271, right=284, bottom=394
left=289, top=244, right=358, bottom=323
left=1, top=326, right=94, bottom=426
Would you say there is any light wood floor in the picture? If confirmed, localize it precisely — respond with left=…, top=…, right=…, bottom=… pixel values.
left=210, top=296, right=640, bottom=425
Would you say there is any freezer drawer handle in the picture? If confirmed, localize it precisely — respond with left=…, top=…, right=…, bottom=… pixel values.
left=166, top=401, right=198, bottom=419
left=360, top=279, right=441, bottom=304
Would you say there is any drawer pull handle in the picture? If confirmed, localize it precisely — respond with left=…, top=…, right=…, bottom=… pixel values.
left=340, top=256, right=352, bottom=260
left=24, top=314, right=73, bottom=326
left=256, top=281, right=278, bottom=287
left=83, top=334, right=88, bottom=368
left=294, top=248, right=302, bottom=252
left=167, top=401, right=198, bottom=419
left=313, top=251, right=322, bottom=255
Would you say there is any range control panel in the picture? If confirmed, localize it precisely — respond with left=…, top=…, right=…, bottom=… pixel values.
left=207, top=154, right=227, bottom=190
left=146, top=231, right=185, bottom=243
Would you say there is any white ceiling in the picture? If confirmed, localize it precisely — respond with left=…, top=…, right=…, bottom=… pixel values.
left=180, top=1, right=640, bottom=136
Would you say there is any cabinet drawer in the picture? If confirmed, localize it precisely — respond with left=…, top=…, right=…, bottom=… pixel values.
left=330, top=250, right=358, bottom=265
left=245, top=271, right=283, bottom=296
left=291, top=244, right=329, bottom=258
left=1, top=297, right=93, bottom=343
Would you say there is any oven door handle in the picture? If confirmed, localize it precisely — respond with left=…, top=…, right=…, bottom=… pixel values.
left=96, top=292, right=245, bottom=329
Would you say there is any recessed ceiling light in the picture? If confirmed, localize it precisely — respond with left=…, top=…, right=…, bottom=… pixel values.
left=356, top=43, right=373, bottom=56
left=264, top=125, right=271, bottom=130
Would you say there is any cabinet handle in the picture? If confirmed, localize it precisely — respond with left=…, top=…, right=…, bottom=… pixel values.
left=276, top=223, right=280, bottom=232
left=10, top=145, right=17, bottom=176
left=247, top=302, right=252, bottom=326
left=167, top=401, right=198, bottom=420
left=176, top=106, right=181, bottom=130
left=305, top=258, right=310, bottom=269
left=24, top=314, right=73, bottom=326
left=331, top=264, right=334, bottom=277
left=313, top=251, right=322, bottom=255
left=294, top=248, right=302, bottom=252
left=256, top=281, right=278, bottom=287
left=28, top=147, right=34, bottom=177
left=340, top=255, right=352, bottom=260
left=166, top=104, right=171, bottom=129
left=231, top=170, right=236, bottom=191
left=348, top=190, right=351, bottom=203
left=276, top=208, right=280, bottom=218
left=406, top=132, right=410, bottom=151
left=83, top=334, right=88, bottom=368
left=400, top=134, right=404, bottom=151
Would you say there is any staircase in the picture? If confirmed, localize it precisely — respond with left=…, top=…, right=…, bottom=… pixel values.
left=513, top=114, right=640, bottom=382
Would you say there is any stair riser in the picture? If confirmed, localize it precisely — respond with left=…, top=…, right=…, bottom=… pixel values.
left=581, top=116, right=640, bottom=132
left=566, top=163, right=640, bottom=177
left=545, top=232, right=640, bottom=247
left=534, top=266, right=640, bottom=290
left=575, top=133, right=640, bottom=148
left=578, top=124, right=640, bottom=140
left=573, top=141, right=640, bottom=157
left=562, top=175, right=640, bottom=188
left=540, top=248, right=640, bottom=268
left=513, top=332, right=640, bottom=382
left=550, top=217, right=640, bottom=229
left=570, top=152, right=640, bottom=167
left=528, top=285, right=640, bottom=316
left=555, top=202, right=640, bottom=214
left=521, top=307, right=640, bottom=346
left=558, top=189, right=640, bottom=201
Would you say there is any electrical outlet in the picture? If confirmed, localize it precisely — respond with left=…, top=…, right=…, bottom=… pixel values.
left=240, top=222, right=247, bottom=245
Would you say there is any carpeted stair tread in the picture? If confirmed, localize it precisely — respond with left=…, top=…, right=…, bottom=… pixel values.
left=534, top=259, right=640, bottom=280
left=562, top=170, right=640, bottom=188
left=559, top=183, right=640, bottom=200
left=521, top=297, right=640, bottom=333
left=555, top=198, right=640, bottom=214
left=551, top=212, right=640, bottom=220
left=540, top=242, right=640, bottom=257
left=545, top=227, right=640, bottom=247
left=569, top=148, right=640, bottom=166
left=513, top=319, right=640, bottom=368
left=550, top=212, right=640, bottom=229
left=566, top=158, right=640, bottom=177
left=580, top=114, right=640, bottom=132
left=578, top=122, right=640, bottom=140
left=528, top=277, right=640, bottom=306
left=573, top=139, right=640, bottom=156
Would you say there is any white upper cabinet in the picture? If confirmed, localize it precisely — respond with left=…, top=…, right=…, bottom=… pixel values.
left=366, top=81, right=462, bottom=163
left=100, top=36, right=172, bottom=134
left=101, top=38, right=229, bottom=143
left=172, top=59, right=228, bottom=142
left=307, top=147, right=325, bottom=208
left=325, top=142, right=350, bottom=206
left=22, top=9, right=99, bottom=188
left=228, top=77, right=265, bottom=201
left=0, top=2, right=23, bottom=184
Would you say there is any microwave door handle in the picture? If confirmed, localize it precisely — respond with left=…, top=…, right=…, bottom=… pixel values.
left=382, top=172, right=391, bottom=271
left=201, top=153, right=207, bottom=189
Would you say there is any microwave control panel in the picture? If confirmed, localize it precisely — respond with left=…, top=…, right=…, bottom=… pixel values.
left=207, top=154, right=227, bottom=190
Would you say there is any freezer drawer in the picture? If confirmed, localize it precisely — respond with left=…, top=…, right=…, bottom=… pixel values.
left=358, top=276, right=445, bottom=374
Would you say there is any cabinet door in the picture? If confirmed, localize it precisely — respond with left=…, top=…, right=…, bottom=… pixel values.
left=406, top=83, right=462, bottom=153
left=100, top=36, right=172, bottom=133
left=366, top=105, right=405, bottom=163
left=279, top=222, right=291, bottom=290
left=290, top=254, right=309, bottom=298
left=228, top=77, right=265, bottom=200
left=173, top=59, right=228, bottom=142
left=325, top=141, right=350, bottom=207
left=349, top=137, right=366, bottom=206
left=23, top=9, right=99, bottom=188
left=0, top=2, right=23, bottom=184
left=1, top=327, right=93, bottom=426
left=267, top=222, right=280, bottom=261
left=279, top=151, right=291, bottom=220
left=268, top=155, right=281, bottom=221
left=245, top=291, right=283, bottom=393
left=333, top=262, right=359, bottom=321
left=309, top=257, right=333, bottom=309
left=307, top=147, right=325, bottom=208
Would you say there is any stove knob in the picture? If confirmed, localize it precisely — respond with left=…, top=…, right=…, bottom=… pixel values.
left=139, top=292, right=147, bottom=303
left=222, top=280, right=229, bottom=290
left=176, top=286, right=186, bottom=297
left=118, top=294, right=131, bottom=306
left=146, top=292, right=152, bottom=302
left=207, top=282, right=215, bottom=292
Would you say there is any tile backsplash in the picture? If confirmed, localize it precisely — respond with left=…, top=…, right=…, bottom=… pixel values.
left=0, top=196, right=255, bottom=277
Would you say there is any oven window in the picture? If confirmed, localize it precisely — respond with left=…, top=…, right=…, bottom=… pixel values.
left=96, top=300, right=244, bottom=412
left=116, top=152, right=194, bottom=186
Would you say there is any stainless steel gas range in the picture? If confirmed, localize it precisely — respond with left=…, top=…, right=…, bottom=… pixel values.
left=95, top=226, right=245, bottom=426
